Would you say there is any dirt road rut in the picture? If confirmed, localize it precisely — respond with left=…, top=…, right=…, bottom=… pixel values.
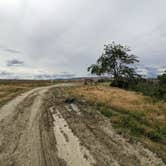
left=0, top=84, right=165, bottom=166
left=0, top=84, right=74, bottom=166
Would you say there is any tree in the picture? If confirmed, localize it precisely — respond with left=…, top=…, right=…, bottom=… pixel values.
left=87, top=64, right=102, bottom=76
left=158, top=71, right=166, bottom=85
left=88, top=42, right=140, bottom=87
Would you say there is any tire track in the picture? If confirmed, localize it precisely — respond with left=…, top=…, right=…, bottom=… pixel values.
left=50, top=106, right=96, bottom=166
left=0, top=83, right=78, bottom=166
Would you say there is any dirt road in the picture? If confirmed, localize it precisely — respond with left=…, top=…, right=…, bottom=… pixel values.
left=0, top=83, right=165, bottom=166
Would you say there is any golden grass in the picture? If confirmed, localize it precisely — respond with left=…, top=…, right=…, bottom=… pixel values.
left=0, top=80, right=55, bottom=107
left=0, top=85, right=27, bottom=106
left=72, top=86, right=166, bottom=122
left=68, top=85, right=166, bottom=163
left=70, top=86, right=166, bottom=125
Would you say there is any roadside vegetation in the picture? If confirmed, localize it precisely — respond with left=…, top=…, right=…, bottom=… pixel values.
left=88, top=42, right=166, bottom=101
left=88, top=42, right=141, bottom=88
left=85, top=42, right=166, bottom=162
left=67, top=85, right=166, bottom=163
left=127, top=71, right=166, bottom=101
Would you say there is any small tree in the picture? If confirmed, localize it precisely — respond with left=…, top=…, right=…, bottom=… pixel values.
left=88, top=42, right=140, bottom=87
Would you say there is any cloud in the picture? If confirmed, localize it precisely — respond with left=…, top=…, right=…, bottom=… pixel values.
left=0, top=71, right=12, bottom=76
left=0, top=66, right=75, bottom=80
left=157, top=68, right=166, bottom=75
left=137, top=64, right=166, bottom=77
left=3, top=48, right=21, bottom=54
left=137, top=68, right=148, bottom=77
left=7, top=59, right=24, bottom=67
left=35, top=72, right=75, bottom=80
left=0, top=45, right=21, bottom=54
left=0, top=0, right=166, bottom=78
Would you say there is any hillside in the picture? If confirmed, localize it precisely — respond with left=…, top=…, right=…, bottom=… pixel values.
left=67, top=85, right=166, bottom=163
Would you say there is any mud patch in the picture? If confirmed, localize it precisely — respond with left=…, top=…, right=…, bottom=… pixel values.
left=51, top=107, right=95, bottom=166
left=65, top=103, right=81, bottom=115
left=50, top=87, right=166, bottom=166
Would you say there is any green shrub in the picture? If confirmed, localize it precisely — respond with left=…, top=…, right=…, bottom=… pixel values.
left=101, top=110, right=113, bottom=118
left=119, top=116, right=145, bottom=136
left=128, top=80, right=166, bottom=101
left=146, top=131, right=162, bottom=142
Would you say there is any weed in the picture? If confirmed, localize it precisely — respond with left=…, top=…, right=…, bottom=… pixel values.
left=101, top=109, right=113, bottom=118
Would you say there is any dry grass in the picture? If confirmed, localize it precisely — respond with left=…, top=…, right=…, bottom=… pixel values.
left=68, top=85, right=166, bottom=162
left=0, top=80, right=55, bottom=107
left=0, top=85, right=28, bottom=107
left=69, top=86, right=166, bottom=126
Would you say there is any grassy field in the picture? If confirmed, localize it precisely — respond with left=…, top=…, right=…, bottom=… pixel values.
left=67, top=85, right=166, bottom=163
left=0, top=80, right=56, bottom=107
left=0, top=79, right=83, bottom=107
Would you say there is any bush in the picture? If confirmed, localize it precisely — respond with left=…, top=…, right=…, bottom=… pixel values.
left=111, top=79, right=129, bottom=89
left=158, top=71, right=166, bottom=84
left=120, top=116, right=145, bottom=136
left=126, top=72, right=166, bottom=101
left=146, top=131, right=162, bottom=142
left=101, top=110, right=113, bottom=118
left=112, top=78, right=166, bottom=101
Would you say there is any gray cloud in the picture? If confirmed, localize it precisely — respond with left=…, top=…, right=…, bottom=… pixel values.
left=0, top=45, right=21, bottom=54
left=0, top=71, right=12, bottom=76
left=0, top=69, right=75, bottom=80
left=137, top=64, right=166, bottom=77
left=7, top=59, right=24, bottom=67
left=0, top=0, right=166, bottom=79
left=3, top=48, right=21, bottom=54
left=35, top=72, right=76, bottom=80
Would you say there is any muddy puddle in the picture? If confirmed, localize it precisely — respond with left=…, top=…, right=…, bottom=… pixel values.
left=50, top=107, right=95, bottom=166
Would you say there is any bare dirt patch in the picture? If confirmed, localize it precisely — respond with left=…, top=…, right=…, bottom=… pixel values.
left=50, top=87, right=165, bottom=166
left=0, top=83, right=165, bottom=166
left=0, top=83, right=77, bottom=166
left=51, top=107, right=95, bottom=166
left=68, top=85, right=166, bottom=163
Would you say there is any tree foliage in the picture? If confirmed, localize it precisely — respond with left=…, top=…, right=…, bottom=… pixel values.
left=128, top=71, right=166, bottom=101
left=158, top=71, right=166, bottom=85
left=88, top=42, right=140, bottom=87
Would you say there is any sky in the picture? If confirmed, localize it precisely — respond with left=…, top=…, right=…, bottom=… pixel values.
left=0, top=0, right=166, bottom=79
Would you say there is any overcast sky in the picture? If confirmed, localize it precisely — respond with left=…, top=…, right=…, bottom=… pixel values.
left=0, top=0, right=166, bottom=79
